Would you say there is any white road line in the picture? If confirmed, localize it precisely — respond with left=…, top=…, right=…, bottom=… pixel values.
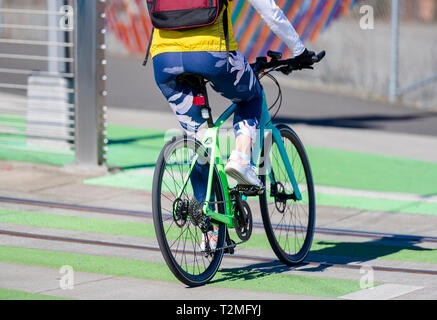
left=340, top=284, right=423, bottom=300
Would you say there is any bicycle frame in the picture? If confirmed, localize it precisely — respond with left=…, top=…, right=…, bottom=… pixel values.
left=177, top=90, right=303, bottom=229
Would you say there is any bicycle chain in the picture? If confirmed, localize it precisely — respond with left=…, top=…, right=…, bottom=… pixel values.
left=206, top=239, right=248, bottom=255
left=198, top=199, right=251, bottom=254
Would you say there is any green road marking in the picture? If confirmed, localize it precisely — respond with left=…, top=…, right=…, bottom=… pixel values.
left=0, top=144, right=69, bottom=166
left=83, top=127, right=437, bottom=215
left=211, top=269, right=364, bottom=297
left=1, top=209, right=436, bottom=264
left=0, top=209, right=156, bottom=239
left=0, top=288, right=70, bottom=300
left=0, top=125, right=166, bottom=168
left=84, top=169, right=155, bottom=190
left=0, top=148, right=74, bottom=166
left=3, top=123, right=437, bottom=196
left=105, top=125, right=166, bottom=169
left=89, top=127, right=437, bottom=195
left=84, top=169, right=151, bottom=190
left=316, top=193, right=437, bottom=216
left=309, top=239, right=436, bottom=264
left=307, top=146, right=437, bottom=196
left=0, top=246, right=366, bottom=298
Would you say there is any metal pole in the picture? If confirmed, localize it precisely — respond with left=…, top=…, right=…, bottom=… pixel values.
left=73, top=0, right=107, bottom=169
left=389, top=0, right=400, bottom=102
left=0, top=0, right=3, bottom=36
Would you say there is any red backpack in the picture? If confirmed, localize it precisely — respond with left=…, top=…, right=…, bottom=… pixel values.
left=146, top=0, right=229, bottom=30
left=143, top=0, right=231, bottom=66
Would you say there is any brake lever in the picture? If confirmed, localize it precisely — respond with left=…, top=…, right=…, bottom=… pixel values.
left=293, top=63, right=314, bottom=71
left=277, top=66, right=292, bottom=75
left=312, top=50, right=326, bottom=63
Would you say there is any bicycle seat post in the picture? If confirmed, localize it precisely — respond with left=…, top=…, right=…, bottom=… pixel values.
left=178, top=73, right=215, bottom=128
left=197, top=90, right=214, bottom=128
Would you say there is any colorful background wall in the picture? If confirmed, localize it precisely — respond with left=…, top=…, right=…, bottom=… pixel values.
left=106, top=0, right=357, bottom=59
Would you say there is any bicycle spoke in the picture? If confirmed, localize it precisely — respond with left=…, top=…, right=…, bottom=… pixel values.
left=153, top=136, right=225, bottom=285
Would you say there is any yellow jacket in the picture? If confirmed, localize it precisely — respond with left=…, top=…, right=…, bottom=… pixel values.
left=150, top=4, right=238, bottom=59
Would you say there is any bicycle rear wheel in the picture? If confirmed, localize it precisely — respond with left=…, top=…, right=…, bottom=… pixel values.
left=259, top=124, right=316, bottom=265
left=152, top=135, right=226, bottom=286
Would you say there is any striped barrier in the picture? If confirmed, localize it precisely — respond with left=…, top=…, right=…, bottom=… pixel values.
left=106, top=0, right=357, bottom=58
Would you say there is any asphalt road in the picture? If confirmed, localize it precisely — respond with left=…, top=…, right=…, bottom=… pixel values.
left=106, top=53, right=437, bottom=137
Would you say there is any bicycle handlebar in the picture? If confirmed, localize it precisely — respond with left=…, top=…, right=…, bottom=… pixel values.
left=251, top=50, right=326, bottom=75
left=312, top=50, right=326, bottom=63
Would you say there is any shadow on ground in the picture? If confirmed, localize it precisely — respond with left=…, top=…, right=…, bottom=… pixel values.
left=210, top=237, right=433, bottom=284
left=274, top=112, right=437, bottom=130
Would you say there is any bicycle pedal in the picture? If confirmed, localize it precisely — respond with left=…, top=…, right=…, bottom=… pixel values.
left=236, top=185, right=265, bottom=196
left=224, top=239, right=236, bottom=254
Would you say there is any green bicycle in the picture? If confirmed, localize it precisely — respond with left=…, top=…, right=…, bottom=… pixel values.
left=152, top=50, right=325, bottom=286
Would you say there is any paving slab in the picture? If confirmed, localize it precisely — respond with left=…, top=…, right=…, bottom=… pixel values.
left=340, top=284, right=424, bottom=300
left=0, top=262, right=323, bottom=300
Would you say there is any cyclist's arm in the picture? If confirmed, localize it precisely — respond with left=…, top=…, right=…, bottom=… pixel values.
left=247, top=0, right=306, bottom=57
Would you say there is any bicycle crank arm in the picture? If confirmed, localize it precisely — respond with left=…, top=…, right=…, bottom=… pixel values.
left=230, top=185, right=265, bottom=196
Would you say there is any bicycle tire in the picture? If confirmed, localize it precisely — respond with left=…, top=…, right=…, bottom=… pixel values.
left=152, top=135, right=226, bottom=286
left=259, top=124, right=316, bottom=265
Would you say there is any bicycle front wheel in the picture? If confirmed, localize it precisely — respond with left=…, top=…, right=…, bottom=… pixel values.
left=152, top=135, right=226, bottom=287
left=259, top=124, right=316, bottom=265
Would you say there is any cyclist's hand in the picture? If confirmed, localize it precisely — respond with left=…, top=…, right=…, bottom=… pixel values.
left=294, top=49, right=316, bottom=68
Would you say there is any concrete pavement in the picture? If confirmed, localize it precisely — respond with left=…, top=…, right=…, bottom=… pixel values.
left=1, top=104, right=437, bottom=299
left=1, top=66, right=437, bottom=299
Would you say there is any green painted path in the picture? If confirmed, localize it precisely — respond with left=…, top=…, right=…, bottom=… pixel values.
left=2, top=206, right=437, bottom=299
left=0, top=288, right=69, bottom=300
left=2, top=124, right=437, bottom=216
left=1, top=208, right=436, bottom=264
left=0, top=245, right=365, bottom=298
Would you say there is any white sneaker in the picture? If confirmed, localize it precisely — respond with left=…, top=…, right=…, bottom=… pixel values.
left=200, top=230, right=218, bottom=252
left=224, top=151, right=263, bottom=188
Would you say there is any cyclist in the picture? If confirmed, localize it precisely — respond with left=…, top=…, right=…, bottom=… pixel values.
left=150, top=0, right=315, bottom=250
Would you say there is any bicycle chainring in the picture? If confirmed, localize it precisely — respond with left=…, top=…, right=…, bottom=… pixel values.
left=234, top=200, right=253, bottom=241
left=274, top=182, right=287, bottom=213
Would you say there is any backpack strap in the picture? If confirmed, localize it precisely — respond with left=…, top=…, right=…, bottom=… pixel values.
left=142, top=27, right=154, bottom=67
left=222, top=2, right=230, bottom=71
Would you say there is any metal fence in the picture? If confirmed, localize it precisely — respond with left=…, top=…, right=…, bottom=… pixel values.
left=290, top=0, right=437, bottom=109
left=0, top=0, right=107, bottom=168
left=389, top=0, right=437, bottom=104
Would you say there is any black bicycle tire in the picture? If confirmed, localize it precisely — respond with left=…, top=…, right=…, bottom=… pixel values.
left=259, top=124, right=316, bottom=265
left=152, top=135, right=226, bottom=287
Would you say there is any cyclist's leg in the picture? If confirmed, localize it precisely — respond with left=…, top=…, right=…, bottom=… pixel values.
left=183, top=51, right=264, bottom=186
left=153, top=52, right=210, bottom=203
left=182, top=51, right=263, bottom=150
left=153, top=52, right=205, bottom=135
left=154, top=51, right=263, bottom=144
left=153, top=51, right=264, bottom=189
